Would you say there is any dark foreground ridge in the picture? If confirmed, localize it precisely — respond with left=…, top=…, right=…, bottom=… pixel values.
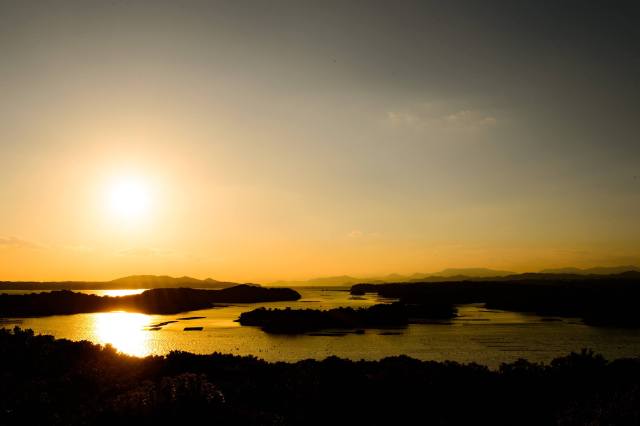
left=1, top=327, right=639, bottom=426
left=352, top=272, right=640, bottom=327
left=238, top=302, right=456, bottom=334
left=0, top=285, right=301, bottom=316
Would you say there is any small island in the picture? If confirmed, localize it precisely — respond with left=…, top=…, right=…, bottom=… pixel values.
left=0, top=285, right=301, bottom=317
left=238, top=302, right=457, bottom=334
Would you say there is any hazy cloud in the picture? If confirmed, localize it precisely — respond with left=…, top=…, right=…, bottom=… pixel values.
left=0, top=236, right=43, bottom=250
left=347, top=230, right=381, bottom=239
left=386, top=111, right=423, bottom=128
left=443, top=110, right=497, bottom=129
left=0, top=238, right=93, bottom=252
left=386, top=103, right=497, bottom=132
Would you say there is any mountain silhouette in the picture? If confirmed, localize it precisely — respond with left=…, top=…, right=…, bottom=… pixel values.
left=271, top=268, right=515, bottom=286
left=0, top=275, right=240, bottom=290
left=540, top=265, right=640, bottom=275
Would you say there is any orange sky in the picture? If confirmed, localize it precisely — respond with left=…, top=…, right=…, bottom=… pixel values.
left=1, top=2, right=639, bottom=282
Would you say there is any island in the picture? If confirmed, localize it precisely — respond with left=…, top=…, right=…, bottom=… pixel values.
left=237, top=302, right=457, bottom=334
left=351, top=272, right=640, bottom=327
left=0, top=285, right=301, bottom=316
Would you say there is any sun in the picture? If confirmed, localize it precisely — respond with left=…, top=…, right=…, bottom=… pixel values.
left=107, top=176, right=152, bottom=221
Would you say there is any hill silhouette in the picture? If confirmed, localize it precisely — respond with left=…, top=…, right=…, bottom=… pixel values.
left=351, top=272, right=640, bottom=327
left=3, top=267, right=638, bottom=290
left=0, top=275, right=238, bottom=291
left=271, top=268, right=515, bottom=286
left=0, top=285, right=301, bottom=316
left=540, top=265, right=640, bottom=275
left=270, top=266, right=640, bottom=286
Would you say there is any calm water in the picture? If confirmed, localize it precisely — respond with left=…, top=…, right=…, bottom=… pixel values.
left=2, top=287, right=640, bottom=367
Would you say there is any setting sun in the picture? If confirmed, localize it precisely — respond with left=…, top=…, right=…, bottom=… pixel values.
left=107, top=176, right=152, bottom=222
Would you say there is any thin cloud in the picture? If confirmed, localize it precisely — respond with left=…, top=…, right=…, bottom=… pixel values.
left=347, top=230, right=364, bottom=239
left=387, top=111, right=422, bottom=127
left=0, top=236, right=43, bottom=250
left=386, top=103, right=498, bottom=132
left=443, top=110, right=497, bottom=129
left=347, top=230, right=381, bottom=240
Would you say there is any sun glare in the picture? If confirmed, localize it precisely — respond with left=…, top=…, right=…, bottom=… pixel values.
left=107, top=176, right=151, bottom=222
left=93, top=311, right=152, bottom=356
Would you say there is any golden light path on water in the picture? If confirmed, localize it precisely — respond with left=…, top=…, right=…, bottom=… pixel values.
left=88, top=289, right=145, bottom=297
left=92, top=311, right=152, bottom=357
left=80, top=289, right=153, bottom=356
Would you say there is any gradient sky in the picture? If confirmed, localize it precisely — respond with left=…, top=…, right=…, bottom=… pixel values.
left=1, top=1, right=639, bottom=282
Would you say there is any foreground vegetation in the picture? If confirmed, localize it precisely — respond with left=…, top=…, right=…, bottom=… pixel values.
left=1, top=327, right=639, bottom=425
left=0, top=285, right=300, bottom=316
left=238, top=302, right=457, bottom=334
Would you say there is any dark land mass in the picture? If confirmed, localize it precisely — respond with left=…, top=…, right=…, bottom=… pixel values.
left=238, top=302, right=456, bottom=334
left=0, top=275, right=238, bottom=290
left=1, top=327, right=639, bottom=426
left=0, top=285, right=301, bottom=316
left=351, top=272, right=640, bottom=327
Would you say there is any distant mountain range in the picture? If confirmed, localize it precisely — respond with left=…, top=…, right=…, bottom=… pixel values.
left=271, top=266, right=640, bottom=286
left=0, top=275, right=240, bottom=290
left=539, top=266, right=640, bottom=275
left=270, top=268, right=517, bottom=286
left=2, top=265, right=638, bottom=290
left=109, top=275, right=236, bottom=288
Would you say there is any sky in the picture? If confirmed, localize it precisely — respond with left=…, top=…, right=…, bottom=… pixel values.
left=1, top=0, right=639, bottom=282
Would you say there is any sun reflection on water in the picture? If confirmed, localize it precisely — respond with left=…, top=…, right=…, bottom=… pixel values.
left=85, top=289, right=146, bottom=297
left=92, top=311, right=152, bottom=357
left=101, top=289, right=145, bottom=297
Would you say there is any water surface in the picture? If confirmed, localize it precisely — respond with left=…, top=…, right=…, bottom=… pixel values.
left=3, top=287, right=640, bottom=367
